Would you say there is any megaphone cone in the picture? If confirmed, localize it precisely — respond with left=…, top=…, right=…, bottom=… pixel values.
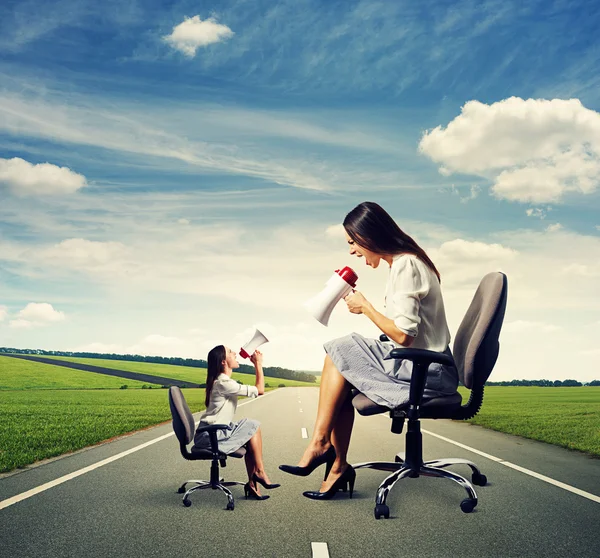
left=239, top=328, right=269, bottom=359
left=304, top=267, right=358, bottom=326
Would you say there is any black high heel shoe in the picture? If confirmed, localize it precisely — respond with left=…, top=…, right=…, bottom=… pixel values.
left=279, top=445, right=336, bottom=477
left=252, top=473, right=281, bottom=489
left=244, top=482, right=269, bottom=500
left=302, top=465, right=356, bottom=500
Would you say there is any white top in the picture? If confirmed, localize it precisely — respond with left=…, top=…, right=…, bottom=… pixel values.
left=383, top=253, right=451, bottom=352
left=199, top=373, right=259, bottom=425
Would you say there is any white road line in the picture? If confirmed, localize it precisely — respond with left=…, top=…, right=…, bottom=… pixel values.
left=299, top=409, right=303, bottom=413
left=311, top=542, right=330, bottom=558
left=0, top=389, right=275, bottom=511
left=301, top=428, right=309, bottom=439
left=421, top=428, right=600, bottom=504
left=0, top=432, right=174, bottom=511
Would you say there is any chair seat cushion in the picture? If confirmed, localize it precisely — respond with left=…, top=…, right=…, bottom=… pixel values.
left=352, top=392, right=462, bottom=418
left=190, top=446, right=246, bottom=459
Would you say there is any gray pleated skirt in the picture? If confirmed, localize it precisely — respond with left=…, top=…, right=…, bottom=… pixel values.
left=193, top=417, right=260, bottom=454
left=324, top=332, right=458, bottom=409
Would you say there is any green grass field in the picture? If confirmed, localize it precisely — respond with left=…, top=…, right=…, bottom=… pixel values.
left=461, top=386, right=600, bottom=456
left=0, top=388, right=206, bottom=472
left=36, top=355, right=312, bottom=387
left=0, top=356, right=150, bottom=390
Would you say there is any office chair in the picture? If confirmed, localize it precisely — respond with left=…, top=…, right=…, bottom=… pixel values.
left=352, top=271, right=508, bottom=518
left=169, top=386, right=246, bottom=510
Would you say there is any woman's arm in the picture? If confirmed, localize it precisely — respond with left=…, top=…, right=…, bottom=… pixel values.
left=345, top=291, right=415, bottom=347
left=249, top=350, right=265, bottom=395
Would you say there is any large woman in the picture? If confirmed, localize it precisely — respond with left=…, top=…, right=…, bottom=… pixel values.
left=195, top=346, right=280, bottom=500
left=279, top=201, right=458, bottom=500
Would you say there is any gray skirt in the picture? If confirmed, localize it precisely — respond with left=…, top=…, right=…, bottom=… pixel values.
left=324, top=332, right=458, bottom=409
left=193, top=417, right=260, bottom=455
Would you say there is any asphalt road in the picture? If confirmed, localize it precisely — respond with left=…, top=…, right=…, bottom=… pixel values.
left=1, top=387, right=599, bottom=558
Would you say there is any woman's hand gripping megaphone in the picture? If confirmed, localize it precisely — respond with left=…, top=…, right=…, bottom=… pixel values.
left=344, top=289, right=369, bottom=315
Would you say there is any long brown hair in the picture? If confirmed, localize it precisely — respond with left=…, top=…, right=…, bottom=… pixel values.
left=343, top=201, right=441, bottom=281
left=205, top=345, right=226, bottom=406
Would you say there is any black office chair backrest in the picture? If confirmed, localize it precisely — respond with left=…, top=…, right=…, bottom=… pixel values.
left=452, top=272, right=508, bottom=390
left=169, top=386, right=196, bottom=445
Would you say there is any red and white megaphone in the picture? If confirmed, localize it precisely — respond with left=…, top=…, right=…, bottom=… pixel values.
left=239, top=328, right=269, bottom=359
left=304, top=266, right=358, bottom=326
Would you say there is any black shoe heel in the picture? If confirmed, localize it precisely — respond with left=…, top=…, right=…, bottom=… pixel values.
left=303, top=465, right=356, bottom=501
left=244, top=482, right=269, bottom=500
left=280, top=446, right=336, bottom=477
left=252, top=473, right=281, bottom=489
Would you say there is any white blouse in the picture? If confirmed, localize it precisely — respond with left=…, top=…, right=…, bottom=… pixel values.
left=383, top=253, right=451, bottom=352
left=199, top=373, right=259, bottom=426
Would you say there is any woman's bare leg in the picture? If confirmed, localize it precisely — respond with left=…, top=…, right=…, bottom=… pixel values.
left=318, top=395, right=355, bottom=491
left=244, top=428, right=275, bottom=493
left=297, top=354, right=352, bottom=467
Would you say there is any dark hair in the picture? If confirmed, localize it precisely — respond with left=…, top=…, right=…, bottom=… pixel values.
left=343, top=201, right=441, bottom=281
left=205, top=345, right=226, bottom=407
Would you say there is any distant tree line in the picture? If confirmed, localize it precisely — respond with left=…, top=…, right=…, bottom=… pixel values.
left=486, top=379, right=599, bottom=387
left=0, top=347, right=317, bottom=384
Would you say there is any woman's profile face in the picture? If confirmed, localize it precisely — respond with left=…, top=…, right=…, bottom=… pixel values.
left=344, top=230, right=383, bottom=269
left=223, top=347, right=240, bottom=370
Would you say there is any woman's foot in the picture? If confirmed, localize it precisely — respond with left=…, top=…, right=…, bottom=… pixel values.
left=303, top=464, right=356, bottom=500
left=319, top=461, right=351, bottom=493
left=297, top=441, right=334, bottom=468
left=279, top=445, right=336, bottom=477
left=244, top=481, right=269, bottom=500
left=252, top=471, right=281, bottom=489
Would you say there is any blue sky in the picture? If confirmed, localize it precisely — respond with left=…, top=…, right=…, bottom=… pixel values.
left=1, top=0, right=600, bottom=381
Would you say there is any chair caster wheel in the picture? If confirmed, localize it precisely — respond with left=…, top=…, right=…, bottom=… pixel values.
left=226, top=502, right=234, bottom=511
left=177, top=486, right=186, bottom=494
left=183, top=498, right=192, bottom=507
left=460, top=498, right=477, bottom=513
left=374, top=504, right=390, bottom=519
left=472, top=473, right=487, bottom=486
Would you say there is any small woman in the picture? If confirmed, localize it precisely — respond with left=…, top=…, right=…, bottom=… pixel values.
left=195, top=346, right=280, bottom=500
left=280, top=201, right=458, bottom=500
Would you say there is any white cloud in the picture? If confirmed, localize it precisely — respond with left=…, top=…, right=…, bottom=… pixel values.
left=43, top=239, right=129, bottom=270
left=436, top=239, right=517, bottom=262
left=419, top=97, right=600, bottom=203
left=163, top=16, right=234, bottom=57
left=503, top=320, right=562, bottom=334
left=10, top=302, right=66, bottom=329
left=0, top=157, right=87, bottom=196
left=546, top=223, right=563, bottom=232
left=526, top=207, right=550, bottom=219
left=325, top=224, right=345, bottom=238
left=449, top=184, right=480, bottom=203
left=560, top=263, right=600, bottom=277
left=0, top=306, right=8, bottom=322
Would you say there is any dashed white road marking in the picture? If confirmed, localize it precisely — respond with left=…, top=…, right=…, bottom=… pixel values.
left=301, top=428, right=309, bottom=439
left=311, top=542, right=330, bottom=558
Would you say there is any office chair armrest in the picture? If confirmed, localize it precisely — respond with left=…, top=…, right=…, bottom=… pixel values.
left=195, top=424, right=230, bottom=456
left=387, top=347, right=454, bottom=367
left=195, top=423, right=230, bottom=434
left=387, top=348, right=454, bottom=409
